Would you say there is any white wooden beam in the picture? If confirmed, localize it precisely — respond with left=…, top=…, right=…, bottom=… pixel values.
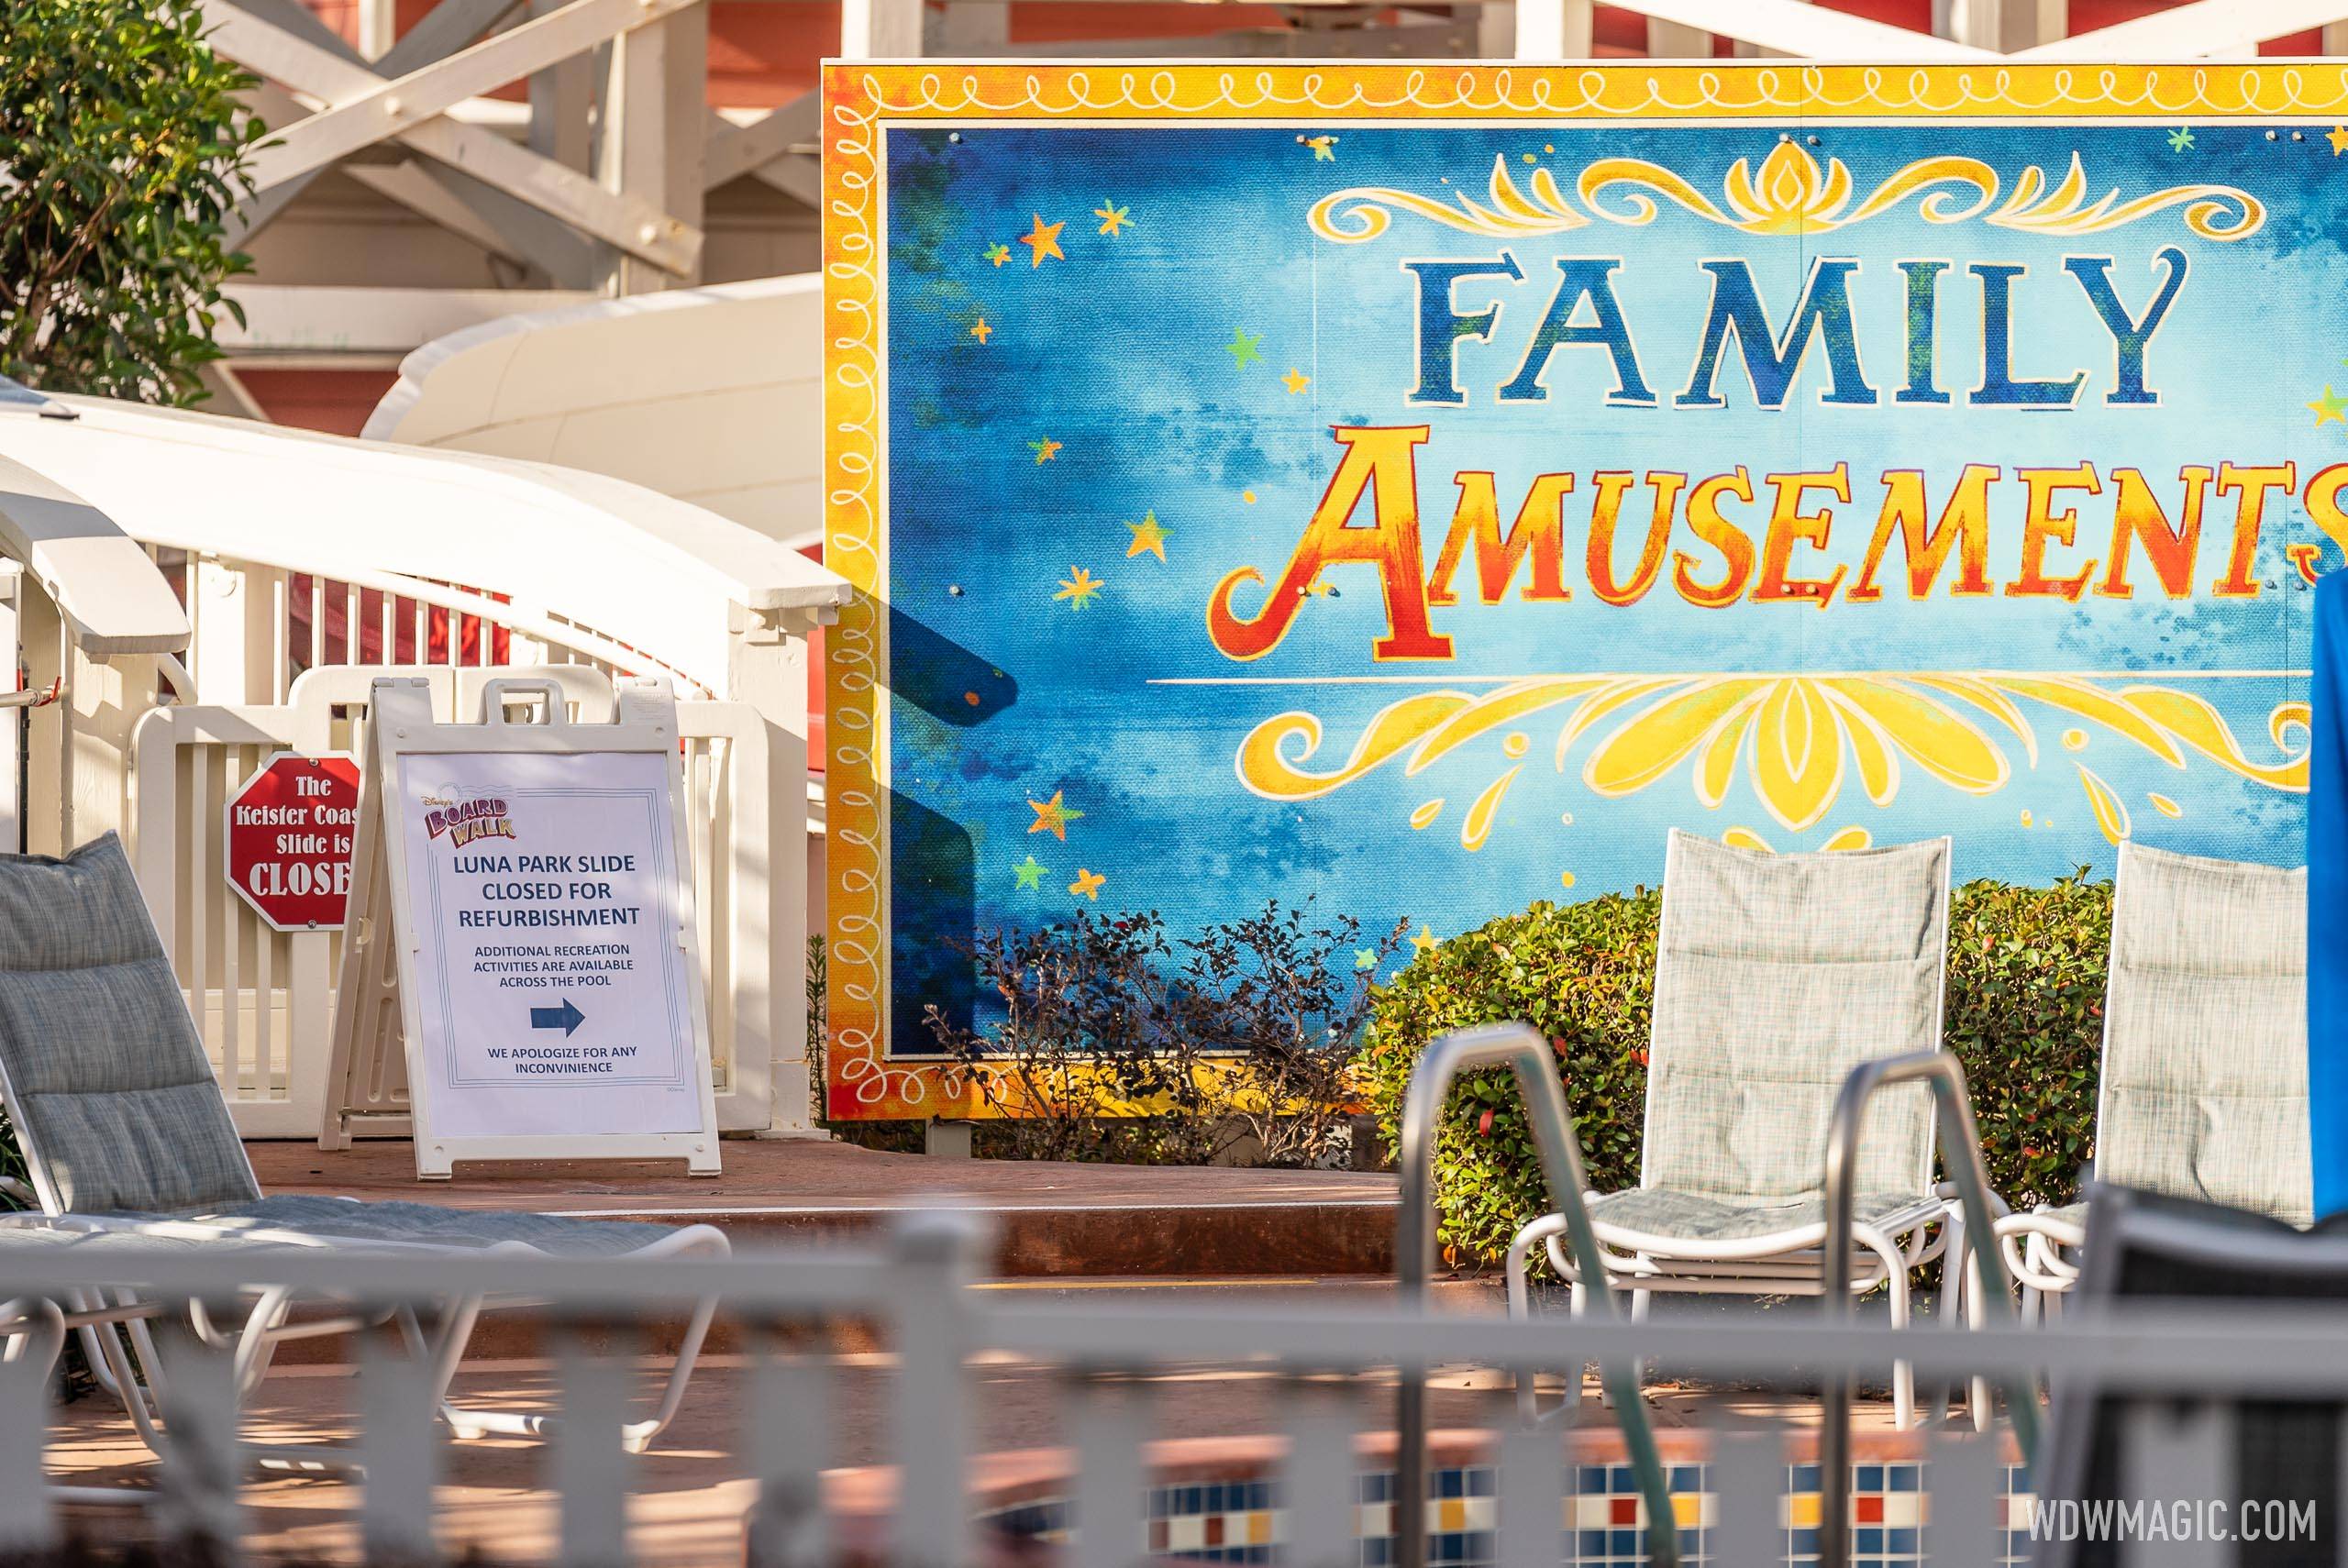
left=1514, top=0, right=1591, bottom=59
left=1619, top=0, right=1990, bottom=58
left=1645, top=17, right=1712, bottom=56
left=2021, top=0, right=2348, bottom=58
left=926, top=0, right=1007, bottom=52
left=247, top=0, right=699, bottom=193
left=205, top=2, right=699, bottom=274
left=706, top=97, right=818, bottom=200
left=218, top=284, right=595, bottom=356
left=840, top=0, right=923, bottom=59
left=529, top=0, right=593, bottom=173
left=1477, top=2, right=1516, bottom=56
left=1933, top=0, right=2065, bottom=50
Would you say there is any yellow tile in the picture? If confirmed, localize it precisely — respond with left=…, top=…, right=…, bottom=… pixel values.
left=1671, top=1495, right=1702, bottom=1528
left=1246, top=1512, right=1271, bottom=1545
left=1438, top=1500, right=1467, bottom=1532
left=1788, top=1494, right=1822, bottom=1529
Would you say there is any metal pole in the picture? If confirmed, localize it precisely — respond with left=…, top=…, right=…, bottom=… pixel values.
left=1394, top=1023, right=1679, bottom=1568
left=1822, top=1051, right=2040, bottom=1568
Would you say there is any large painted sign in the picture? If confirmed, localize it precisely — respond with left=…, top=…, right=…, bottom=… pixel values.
left=823, top=62, right=2335, bottom=1120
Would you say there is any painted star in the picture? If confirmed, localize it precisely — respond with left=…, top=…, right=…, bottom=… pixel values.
left=984, top=242, right=1012, bottom=267
left=1282, top=368, right=1310, bottom=394
left=1304, top=135, right=1338, bottom=161
left=2330, top=126, right=2348, bottom=156
left=1069, top=867, right=1106, bottom=901
left=2311, top=386, right=2348, bottom=426
left=1030, top=436, right=1062, bottom=464
left=1019, top=213, right=1066, bottom=267
left=1124, top=511, right=1170, bottom=561
left=1013, top=854, right=1048, bottom=889
left=1409, top=924, right=1438, bottom=957
left=1093, top=201, right=1131, bottom=237
left=1224, top=328, right=1263, bottom=370
left=2167, top=126, right=2194, bottom=152
left=970, top=316, right=993, bottom=345
left=1354, top=947, right=1378, bottom=970
left=1026, top=791, right=1082, bottom=840
left=1054, top=567, right=1103, bottom=610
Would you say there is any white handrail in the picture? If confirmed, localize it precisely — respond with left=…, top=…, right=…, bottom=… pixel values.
left=0, top=451, right=189, bottom=659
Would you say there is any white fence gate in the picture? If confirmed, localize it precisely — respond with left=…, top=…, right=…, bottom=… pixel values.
left=129, top=664, right=806, bottom=1138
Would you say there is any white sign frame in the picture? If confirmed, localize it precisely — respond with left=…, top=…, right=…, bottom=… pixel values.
left=324, top=674, right=722, bottom=1178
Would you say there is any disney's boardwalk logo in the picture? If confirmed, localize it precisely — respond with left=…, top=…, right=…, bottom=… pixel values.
left=422, top=792, right=516, bottom=849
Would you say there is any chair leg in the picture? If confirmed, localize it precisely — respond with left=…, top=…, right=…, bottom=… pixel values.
left=1888, top=1262, right=1913, bottom=1430
left=1627, top=1287, right=1651, bottom=1407
left=619, top=1296, right=717, bottom=1453
left=1566, top=1282, right=1588, bottom=1410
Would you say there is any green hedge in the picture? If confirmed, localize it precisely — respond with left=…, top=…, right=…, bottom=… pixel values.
left=1358, top=873, right=2113, bottom=1272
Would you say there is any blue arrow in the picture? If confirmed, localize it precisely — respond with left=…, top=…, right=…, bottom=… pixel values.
left=530, top=999, right=585, bottom=1037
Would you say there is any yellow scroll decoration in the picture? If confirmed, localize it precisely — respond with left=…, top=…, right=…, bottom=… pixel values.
left=1309, top=142, right=2263, bottom=244
left=1235, top=671, right=2307, bottom=841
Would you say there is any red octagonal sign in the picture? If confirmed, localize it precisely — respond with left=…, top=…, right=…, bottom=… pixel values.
left=226, top=753, right=362, bottom=931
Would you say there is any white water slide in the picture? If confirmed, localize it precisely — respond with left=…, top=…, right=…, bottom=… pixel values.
left=364, top=273, right=824, bottom=550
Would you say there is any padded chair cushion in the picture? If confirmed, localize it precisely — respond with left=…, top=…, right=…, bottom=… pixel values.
left=1642, top=830, right=1950, bottom=1204
left=1589, top=1186, right=1942, bottom=1244
left=0, top=836, right=260, bottom=1213
left=2099, top=843, right=2309, bottom=1226
left=160, top=1194, right=701, bottom=1257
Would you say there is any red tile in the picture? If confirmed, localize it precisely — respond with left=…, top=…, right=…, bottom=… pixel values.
left=1204, top=1517, right=1224, bottom=1547
left=1855, top=1496, right=1885, bottom=1524
left=1611, top=1497, right=1639, bottom=1526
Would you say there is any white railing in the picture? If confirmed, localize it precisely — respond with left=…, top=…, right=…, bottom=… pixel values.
left=0, top=392, right=839, bottom=1137
left=131, top=663, right=801, bottom=1137
left=0, top=1214, right=2337, bottom=1568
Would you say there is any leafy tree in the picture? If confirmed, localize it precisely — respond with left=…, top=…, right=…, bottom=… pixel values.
left=0, top=0, right=263, bottom=404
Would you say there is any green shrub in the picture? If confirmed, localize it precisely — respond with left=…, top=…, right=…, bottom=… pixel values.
left=1361, top=873, right=2114, bottom=1272
left=1944, top=871, right=2112, bottom=1210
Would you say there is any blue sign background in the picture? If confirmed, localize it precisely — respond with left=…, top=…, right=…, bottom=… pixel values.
left=881, top=120, right=2330, bottom=1054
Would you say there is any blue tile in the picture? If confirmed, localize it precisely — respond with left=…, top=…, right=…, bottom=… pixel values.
left=1467, top=1468, right=1495, bottom=1497
left=1857, top=1465, right=1883, bottom=1491
left=1857, top=1527, right=1884, bottom=1553
left=1888, top=1465, right=1919, bottom=1493
left=1888, top=1527, right=1919, bottom=1553
left=1440, top=1469, right=1466, bottom=1499
left=1793, top=1464, right=1822, bottom=1490
left=1609, top=1529, right=1636, bottom=1556
left=1577, top=1466, right=1608, bottom=1495
left=1668, top=1465, right=1701, bottom=1493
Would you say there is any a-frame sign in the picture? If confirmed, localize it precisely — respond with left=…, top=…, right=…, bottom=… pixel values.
left=322, top=675, right=721, bottom=1178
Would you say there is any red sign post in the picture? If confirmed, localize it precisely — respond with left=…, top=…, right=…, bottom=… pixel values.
left=225, top=753, right=362, bottom=931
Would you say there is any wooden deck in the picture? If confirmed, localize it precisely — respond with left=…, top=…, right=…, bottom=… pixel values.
left=246, top=1137, right=1401, bottom=1277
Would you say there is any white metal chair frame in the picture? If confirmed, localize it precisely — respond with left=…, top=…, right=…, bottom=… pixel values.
left=1996, top=1207, right=2088, bottom=1320
left=1503, top=836, right=1963, bottom=1430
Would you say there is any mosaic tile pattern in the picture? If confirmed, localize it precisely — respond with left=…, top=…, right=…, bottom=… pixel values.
left=978, top=1459, right=2040, bottom=1567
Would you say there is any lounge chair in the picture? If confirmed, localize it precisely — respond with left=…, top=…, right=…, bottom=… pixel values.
left=1998, top=842, right=2309, bottom=1318
left=0, top=833, right=727, bottom=1459
left=1505, top=830, right=1957, bottom=1427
